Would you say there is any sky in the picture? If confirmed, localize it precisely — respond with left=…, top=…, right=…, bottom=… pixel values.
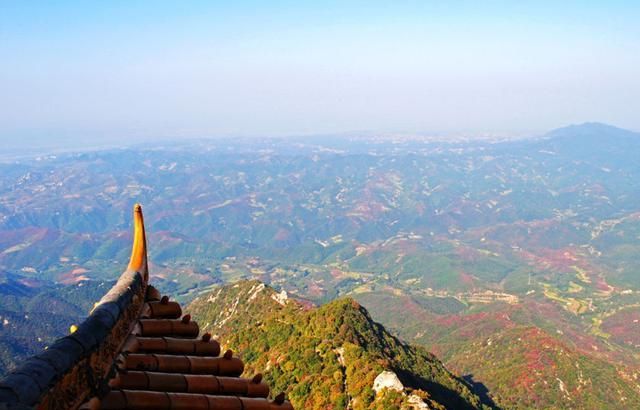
left=1, top=1, right=639, bottom=148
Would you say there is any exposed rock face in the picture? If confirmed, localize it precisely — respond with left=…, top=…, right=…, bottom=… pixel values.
left=271, top=289, right=288, bottom=305
left=247, top=282, right=266, bottom=302
left=372, top=371, right=433, bottom=408
left=373, top=370, right=404, bottom=393
left=407, top=394, right=431, bottom=409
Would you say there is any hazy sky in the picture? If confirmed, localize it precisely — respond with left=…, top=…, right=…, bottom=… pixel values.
left=1, top=1, right=639, bottom=147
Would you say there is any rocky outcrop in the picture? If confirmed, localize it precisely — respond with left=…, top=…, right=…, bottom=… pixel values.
left=373, top=370, right=404, bottom=393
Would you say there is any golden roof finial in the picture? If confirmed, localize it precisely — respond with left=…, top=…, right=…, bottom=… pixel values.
left=128, top=203, right=148, bottom=281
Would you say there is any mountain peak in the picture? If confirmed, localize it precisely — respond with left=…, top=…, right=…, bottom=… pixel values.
left=545, top=122, right=638, bottom=139
left=188, top=281, right=487, bottom=409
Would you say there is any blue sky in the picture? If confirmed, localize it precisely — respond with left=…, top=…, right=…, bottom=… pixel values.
left=1, top=1, right=639, bottom=146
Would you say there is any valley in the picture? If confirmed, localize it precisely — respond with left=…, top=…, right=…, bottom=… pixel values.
left=1, top=123, right=640, bottom=408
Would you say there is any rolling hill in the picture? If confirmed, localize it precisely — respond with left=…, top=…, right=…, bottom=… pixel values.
left=188, top=280, right=489, bottom=410
left=355, top=290, right=640, bottom=409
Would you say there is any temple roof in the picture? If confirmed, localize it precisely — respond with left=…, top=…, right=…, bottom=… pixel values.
left=0, top=205, right=293, bottom=410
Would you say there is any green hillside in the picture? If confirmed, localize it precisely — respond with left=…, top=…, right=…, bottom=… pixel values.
left=188, top=280, right=489, bottom=410
left=0, top=273, right=109, bottom=374
left=446, top=326, right=640, bottom=409
left=354, top=290, right=640, bottom=409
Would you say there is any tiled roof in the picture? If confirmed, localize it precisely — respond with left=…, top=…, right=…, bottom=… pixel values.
left=81, top=285, right=292, bottom=410
left=0, top=205, right=294, bottom=410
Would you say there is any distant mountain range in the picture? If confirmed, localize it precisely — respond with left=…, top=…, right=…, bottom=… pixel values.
left=544, top=122, right=639, bottom=141
left=1, top=122, right=640, bottom=408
